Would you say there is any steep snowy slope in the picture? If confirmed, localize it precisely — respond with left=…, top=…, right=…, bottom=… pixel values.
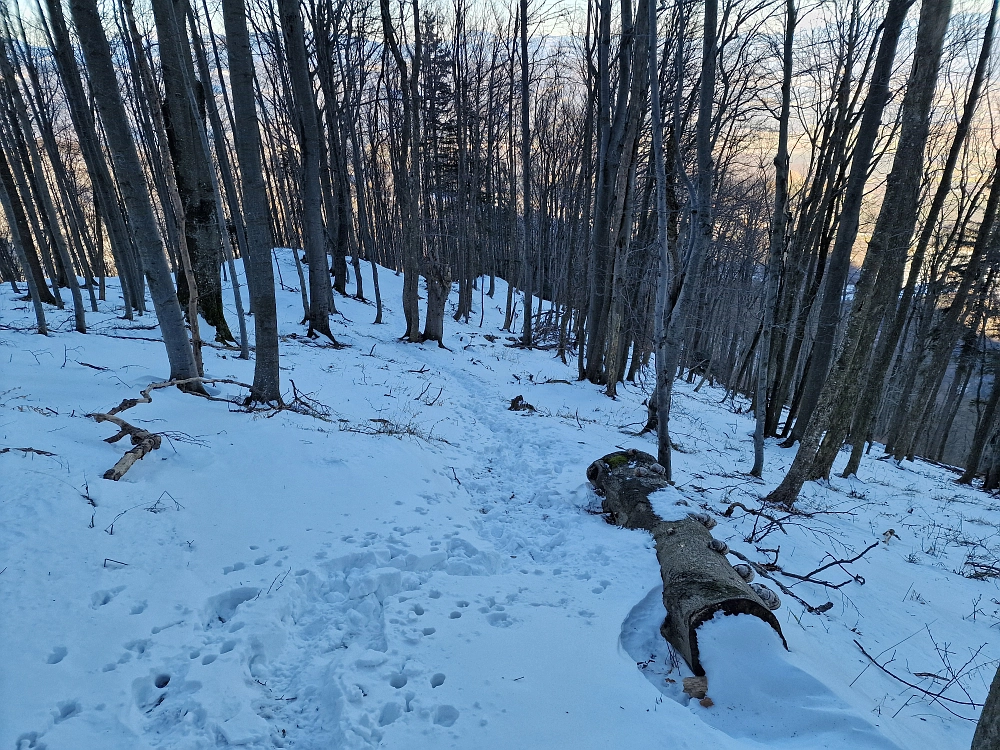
left=1, top=256, right=997, bottom=749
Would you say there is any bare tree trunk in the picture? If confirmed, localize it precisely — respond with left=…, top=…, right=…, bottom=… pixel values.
left=765, top=0, right=914, bottom=505
left=149, top=0, right=234, bottom=342
left=380, top=0, right=423, bottom=342
left=0, top=146, right=54, bottom=307
left=752, top=0, right=795, bottom=477
left=841, top=0, right=997, bottom=478
left=784, top=0, right=914, bottom=446
left=649, top=0, right=671, bottom=466
left=278, top=0, right=336, bottom=342
left=973, top=665, right=1000, bottom=749
left=222, top=0, right=281, bottom=401
left=654, top=0, right=716, bottom=480
left=0, top=155, right=46, bottom=333
left=70, top=0, right=200, bottom=382
left=519, top=0, right=532, bottom=346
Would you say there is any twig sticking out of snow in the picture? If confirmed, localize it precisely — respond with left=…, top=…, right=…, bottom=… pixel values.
left=0, top=446, right=56, bottom=456
left=853, top=638, right=985, bottom=719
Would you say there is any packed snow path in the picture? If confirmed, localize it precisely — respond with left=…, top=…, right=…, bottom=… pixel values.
left=2, top=257, right=998, bottom=749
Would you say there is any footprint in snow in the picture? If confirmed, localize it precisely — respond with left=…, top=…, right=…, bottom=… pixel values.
left=46, top=646, right=67, bottom=664
left=52, top=700, right=80, bottom=725
left=204, top=587, right=259, bottom=627
left=433, top=705, right=459, bottom=727
left=124, top=639, right=151, bottom=655
left=379, top=702, right=403, bottom=726
left=15, top=731, right=46, bottom=749
left=222, top=562, right=246, bottom=575
left=90, top=585, right=125, bottom=608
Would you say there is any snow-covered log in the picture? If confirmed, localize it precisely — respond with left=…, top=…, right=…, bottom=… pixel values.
left=587, top=449, right=786, bottom=676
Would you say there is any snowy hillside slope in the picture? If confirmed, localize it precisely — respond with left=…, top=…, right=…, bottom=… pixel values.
left=2, top=255, right=999, bottom=749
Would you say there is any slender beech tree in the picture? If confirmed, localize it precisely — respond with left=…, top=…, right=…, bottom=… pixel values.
left=654, top=0, right=717, bottom=480
left=222, top=0, right=281, bottom=401
left=278, top=0, right=337, bottom=342
left=751, top=0, right=795, bottom=477
left=767, top=0, right=951, bottom=505
left=69, top=0, right=200, bottom=382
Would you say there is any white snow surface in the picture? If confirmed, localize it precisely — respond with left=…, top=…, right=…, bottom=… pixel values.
left=1, top=255, right=998, bottom=749
left=647, top=485, right=695, bottom=522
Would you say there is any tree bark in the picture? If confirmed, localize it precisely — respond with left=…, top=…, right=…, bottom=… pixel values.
left=70, top=0, right=200, bottom=381
left=753, top=0, right=795, bottom=477
left=653, top=0, right=716, bottom=480
left=973, top=664, right=1000, bottom=749
left=0, top=154, right=46, bottom=333
left=765, top=0, right=914, bottom=505
left=588, top=449, right=785, bottom=676
left=277, top=0, right=336, bottom=342
left=150, top=0, right=234, bottom=342
left=784, top=0, right=913, bottom=446
left=221, top=0, right=282, bottom=402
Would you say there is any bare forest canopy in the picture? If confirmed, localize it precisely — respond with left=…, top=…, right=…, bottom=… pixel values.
left=4, top=0, right=1000, bottom=517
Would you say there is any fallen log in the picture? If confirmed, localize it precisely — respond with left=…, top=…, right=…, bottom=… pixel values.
left=88, top=412, right=162, bottom=480
left=587, top=449, right=786, bottom=676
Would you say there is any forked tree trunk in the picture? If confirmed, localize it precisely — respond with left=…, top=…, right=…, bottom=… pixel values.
left=0, top=146, right=54, bottom=307
left=588, top=449, right=785, bottom=676
left=0, top=160, right=46, bottom=333
left=0, top=36, right=85, bottom=333
left=765, top=0, right=912, bottom=506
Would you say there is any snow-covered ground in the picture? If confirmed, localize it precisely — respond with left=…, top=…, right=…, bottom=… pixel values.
left=2, top=255, right=998, bottom=749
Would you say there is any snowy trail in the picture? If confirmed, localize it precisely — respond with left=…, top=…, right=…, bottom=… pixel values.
left=3, top=259, right=998, bottom=749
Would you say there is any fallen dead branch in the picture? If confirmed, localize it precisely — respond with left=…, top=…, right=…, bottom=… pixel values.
left=88, top=412, right=162, bottom=480
left=853, top=639, right=984, bottom=719
left=723, top=501, right=788, bottom=540
left=89, top=376, right=332, bottom=480
left=778, top=542, right=879, bottom=588
left=726, top=548, right=834, bottom=614
left=0, top=446, right=56, bottom=457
